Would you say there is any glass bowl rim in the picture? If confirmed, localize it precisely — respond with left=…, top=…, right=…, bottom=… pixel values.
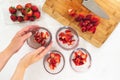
left=69, top=48, right=92, bottom=72
left=27, top=26, right=52, bottom=49
left=56, top=26, right=79, bottom=50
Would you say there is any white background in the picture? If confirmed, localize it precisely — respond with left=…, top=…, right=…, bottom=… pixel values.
left=0, top=0, right=120, bottom=80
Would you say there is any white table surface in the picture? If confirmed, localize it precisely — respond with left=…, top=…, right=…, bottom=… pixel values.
left=0, top=0, right=120, bottom=80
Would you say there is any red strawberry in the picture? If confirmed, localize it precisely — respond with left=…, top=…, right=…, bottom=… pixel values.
left=10, top=14, right=17, bottom=21
left=29, top=16, right=35, bottom=21
left=81, top=27, right=87, bottom=32
left=89, top=26, right=96, bottom=33
left=47, top=57, right=51, bottom=63
left=25, top=3, right=32, bottom=8
left=77, top=50, right=83, bottom=56
left=33, top=11, right=41, bottom=19
left=75, top=14, right=84, bottom=22
left=85, top=14, right=92, bottom=20
left=31, top=5, right=38, bottom=11
left=21, top=9, right=26, bottom=15
left=17, top=16, right=24, bottom=22
left=68, top=8, right=76, bottom=17
left=50, top=53, right=55, bottom=58
left=23, top=15, right=29, bottom=21
left=45, top=32, right=49, bottom=39
left=41, top=40, right=46, bottom=46
left=9, top=7, right=17, bottom=14
left=54, top=54, right=61, bottom=63
left=91, top=17, right=99, bottom=23
left=81, top=53, right=88, bottom=60
left=49, top=64, right=55, bottom=70
left=25, top=8, right=33, bottom=17
left=16, top=4, right=23, bottom=10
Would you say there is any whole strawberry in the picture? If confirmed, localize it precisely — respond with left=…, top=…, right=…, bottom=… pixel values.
left=16, top=4, right=23, bottom=10
left=33, top=11, right=41, bottom=19
left=25, top=8, right=33, bottom=17
left=31, top=5, right=38, bottom=11
left=29, top=16, right=35, bottom=21
left=17, top=16, right=24, bottom=22
left=25, top=3, right=32, bottom=8
left=10, top=14, right=17, bottom=21
left=21, top=9, right=26, bottom=15
left=9, top=7, right=17, bottom=14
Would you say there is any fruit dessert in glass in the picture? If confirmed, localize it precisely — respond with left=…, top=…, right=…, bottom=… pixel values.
left=27, top=27, right=52, bottom=49
left=43, top=50, right=65, bottom=74
left=56, top=26, right=79, bottom=50
left=70, top=48, right=91, bottom=72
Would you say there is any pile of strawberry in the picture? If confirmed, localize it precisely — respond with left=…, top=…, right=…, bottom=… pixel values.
left=34, top=31, right=49, bottom=46
left=47, top=53, right=61, bottom=70
left=72, top=50, right=88, bottom=66
left=59, top=29, right=75, bottom=45
left=9, top=3, right=41, bottom=22
left=68, top=9, right=100, bottom=33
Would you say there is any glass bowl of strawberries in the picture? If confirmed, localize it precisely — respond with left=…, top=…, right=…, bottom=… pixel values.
left=70, top=48, right=92, bottom=72
left=27, top=26, right=52, bottom=49
left=56, top=26, right=79, bottom=50
left=43, top=50, right=65, bottom=75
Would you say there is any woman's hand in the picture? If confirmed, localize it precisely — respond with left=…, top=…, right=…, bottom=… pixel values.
left=18, top=42, right=52, bottom=69
left=7, top=25, right=40, bottom=54
left=11, top=42, right=52, bottom=80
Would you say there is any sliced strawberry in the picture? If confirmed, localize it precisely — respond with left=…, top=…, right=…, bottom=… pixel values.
left=75, top=14, right=84, bottom=22
left=85, top=14, right=92, bottom=20
left=81, top=53, right=88, bottom=60
left=41, top=40, right=46, bottom=46
left=50, top=58, right=57, bottom=64
left=54, top=54, right=61, bottom=63
left=49, top=64, right=55, bottom=70
left=81, top=26, right=87, bottom=32
left=45, top=32, right=49, bottom=39
left=88, top=26, right=96, bottom=33
left=50, top=53, right=55, bottom=58
left=72, top=50, right=88, bottom=66
left=77, top=50, right=83, bottom=56
left=73, top=58, right=81, bottom=66
left=68, top=8, right=76, bottom=17
left=47, top=57, right=51, bottom=63
left=91, top=17, right=99, bottom=23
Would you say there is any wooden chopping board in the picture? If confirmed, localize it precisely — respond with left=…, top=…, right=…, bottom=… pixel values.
left=42, top=0, right=120, bottom=47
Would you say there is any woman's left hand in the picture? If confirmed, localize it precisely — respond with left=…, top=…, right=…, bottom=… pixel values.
left=7, top=25, right=40, bottom=54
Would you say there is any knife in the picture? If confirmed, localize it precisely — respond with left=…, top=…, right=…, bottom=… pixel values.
left=82, top=0, right=109, bottom=19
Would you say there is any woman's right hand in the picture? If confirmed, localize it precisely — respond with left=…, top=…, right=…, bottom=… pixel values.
left=18, top=42, right=52, bottom=69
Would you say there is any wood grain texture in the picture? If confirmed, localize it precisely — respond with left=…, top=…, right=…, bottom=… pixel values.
left=42, top=0, right=120, bottom=47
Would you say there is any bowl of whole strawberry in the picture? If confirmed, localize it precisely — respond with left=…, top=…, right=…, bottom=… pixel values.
left=56, top=26, right=79, bottom=50
left=70, top=48, right=91, bottom=72
left=43, top=50, right=65, bottom=74
left=27, top=26, right=52, bottom=49
left=9, top=3, right=41, bottom=23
